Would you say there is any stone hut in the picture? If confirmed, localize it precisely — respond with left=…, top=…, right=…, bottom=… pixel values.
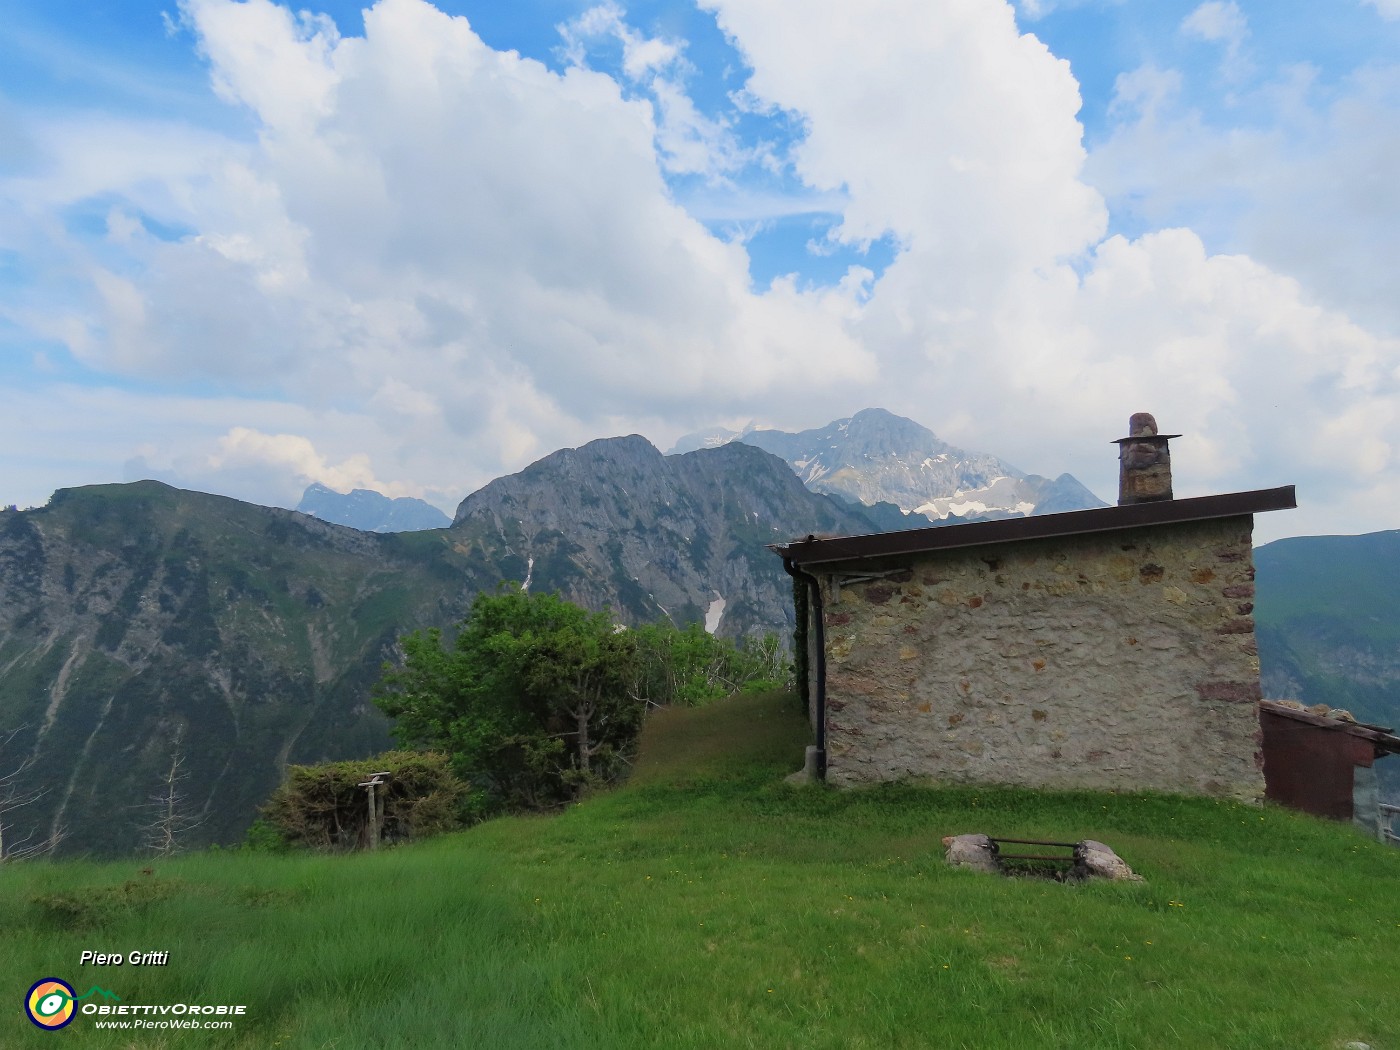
left=772, top=414, right=1295, bottom=801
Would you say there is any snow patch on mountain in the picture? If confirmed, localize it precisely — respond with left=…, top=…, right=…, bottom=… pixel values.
left=705, top=593, right=727, bottom=634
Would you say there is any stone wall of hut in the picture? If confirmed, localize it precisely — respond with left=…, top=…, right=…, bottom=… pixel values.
left=814, top=515, right=1264, bottom=800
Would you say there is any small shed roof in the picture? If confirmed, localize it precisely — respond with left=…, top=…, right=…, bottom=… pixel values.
left=770, top=485, right=1296, bottom=568
left=1259, top=700, right=1400, bottom=758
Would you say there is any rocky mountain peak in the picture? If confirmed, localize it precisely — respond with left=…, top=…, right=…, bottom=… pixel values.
left=449, top=434, right=872, bottom=635
left=671, top=408, right=1106, bottom=521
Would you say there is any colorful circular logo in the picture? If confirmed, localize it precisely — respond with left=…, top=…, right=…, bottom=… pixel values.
left=25, top=978, right=76, bottom=1030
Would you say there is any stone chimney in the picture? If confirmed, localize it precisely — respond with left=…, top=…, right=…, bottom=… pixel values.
left=1113, top=412, right=1180, bottom=506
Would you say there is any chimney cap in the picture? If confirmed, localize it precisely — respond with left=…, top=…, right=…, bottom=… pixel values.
left=1112, top=411, right=1180, bottom=444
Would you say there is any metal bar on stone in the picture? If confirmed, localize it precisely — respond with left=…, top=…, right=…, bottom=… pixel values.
left=829, top=569, right=900, bottom=604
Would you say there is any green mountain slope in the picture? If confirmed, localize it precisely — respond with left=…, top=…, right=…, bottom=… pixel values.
left=1255, top=529, right=1400, bottom=797
left=1255, top=529, right=1400, bottom=722
left=0, top=441, right=875, bottom=856
left=0, top=482, right=480, bottom=856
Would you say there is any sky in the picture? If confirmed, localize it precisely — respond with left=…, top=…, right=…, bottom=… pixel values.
left=2, top=0, right=1398, bottom=542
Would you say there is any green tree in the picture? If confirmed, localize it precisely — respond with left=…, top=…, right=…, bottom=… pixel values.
left=374, top=589, right=644, bottom=813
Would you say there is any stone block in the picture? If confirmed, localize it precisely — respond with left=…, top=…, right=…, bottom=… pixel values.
left=1076, top=840, right=1142, bottom=881
left=942, top=833, right=998, bottom=874
left=1214, top=618, right=1255, bottom=635
left=864, top=585, right=894, bottom=604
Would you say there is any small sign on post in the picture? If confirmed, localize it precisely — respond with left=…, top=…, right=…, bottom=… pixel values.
left=357, top=772, right=392, bottom=850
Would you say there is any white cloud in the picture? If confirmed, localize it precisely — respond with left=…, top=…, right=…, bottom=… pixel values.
left=558, top=2, right=751, bottom=178
left=557, top=2, right=680, bottom=79
left=705, top=0, right=1106, bottom=272
left=4, top=0, right=1398, bottom=543
left=1182, top=2, right=1248, bottom=47
left=4, top=0, right=874, bottom=506
left=1362, top=0, right=1400, bottom=21
left=1181, top=2, right=1251, bottom=78
left=1013, top=0, right=1125, bottom=22
left=700, top=0, right=1399, bottom=539
left=181, top=0, right=342, bottom=133
left=206, top=427, right=414, bottom=498
left=1088, top=61, right=1400, bottom=338
left=0, top=385, right=453, bottom=512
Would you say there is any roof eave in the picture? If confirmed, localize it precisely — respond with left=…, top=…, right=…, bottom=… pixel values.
left=769, top=485, right=1296, bottom=567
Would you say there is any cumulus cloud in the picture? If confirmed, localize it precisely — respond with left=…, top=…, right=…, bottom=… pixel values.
left=557, top=2, right=753, bottom=178
left=702, top=0, right=1399, bottom=539
left=205, top=427, right=415, bottom=498
left=1013, top=0, right=1116, bottom=20
left=4, top=0, right=1398, bottom=542
left=705, top=0, right=1106, bottom=294
left=0, top=383, right=467, bottom=512
left=1088, top=61, right=1400, bottom=338
left=6, top=0, right=874, bottom=505
left=1181, top=2, right=1251, bottom=79
left=1182, top=2, right=1248, bottom=48
left=178, top=0, right=872, bottom=402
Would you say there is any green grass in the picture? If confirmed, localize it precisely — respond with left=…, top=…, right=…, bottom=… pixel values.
left=4, top=690, right=1399, bottom=1048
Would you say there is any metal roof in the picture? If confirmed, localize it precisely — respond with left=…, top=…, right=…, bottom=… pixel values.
left=769, top=485, right=1296, bottom=567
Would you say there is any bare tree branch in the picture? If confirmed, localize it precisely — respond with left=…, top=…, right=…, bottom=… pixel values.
left=1, top=724, right=58, bottom=862
left=137, top=740, right=206, bottom=857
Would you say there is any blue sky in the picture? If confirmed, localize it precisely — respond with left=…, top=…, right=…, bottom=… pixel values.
left=2, top=0, right=1398, bottom=540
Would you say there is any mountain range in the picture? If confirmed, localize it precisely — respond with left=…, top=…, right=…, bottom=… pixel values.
left=669, top=407, right=1106, bottom=522
left=296, top=483, right=451, bottom=532
left=0, top=437, right=875, bottom=855
left=1, top=409, right=1395, bottom=856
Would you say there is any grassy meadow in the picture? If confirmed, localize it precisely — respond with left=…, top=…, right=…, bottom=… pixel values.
left=4, top=689, right=1399, bottom=1048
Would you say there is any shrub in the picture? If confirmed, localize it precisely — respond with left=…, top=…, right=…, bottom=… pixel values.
left=258, top=751, right=467, bottom=851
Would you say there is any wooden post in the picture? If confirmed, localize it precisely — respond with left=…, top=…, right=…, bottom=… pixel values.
left=366, top=781, right=378, bottom=850
left=357, top=772, right=391, bottom=851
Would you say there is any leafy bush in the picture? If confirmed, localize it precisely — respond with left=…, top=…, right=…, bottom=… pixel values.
left=373, top=589, right=792, bottom=819
left=629, top=622, right=788, bottom=707
left=258, top=751, right=467, bottom=851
